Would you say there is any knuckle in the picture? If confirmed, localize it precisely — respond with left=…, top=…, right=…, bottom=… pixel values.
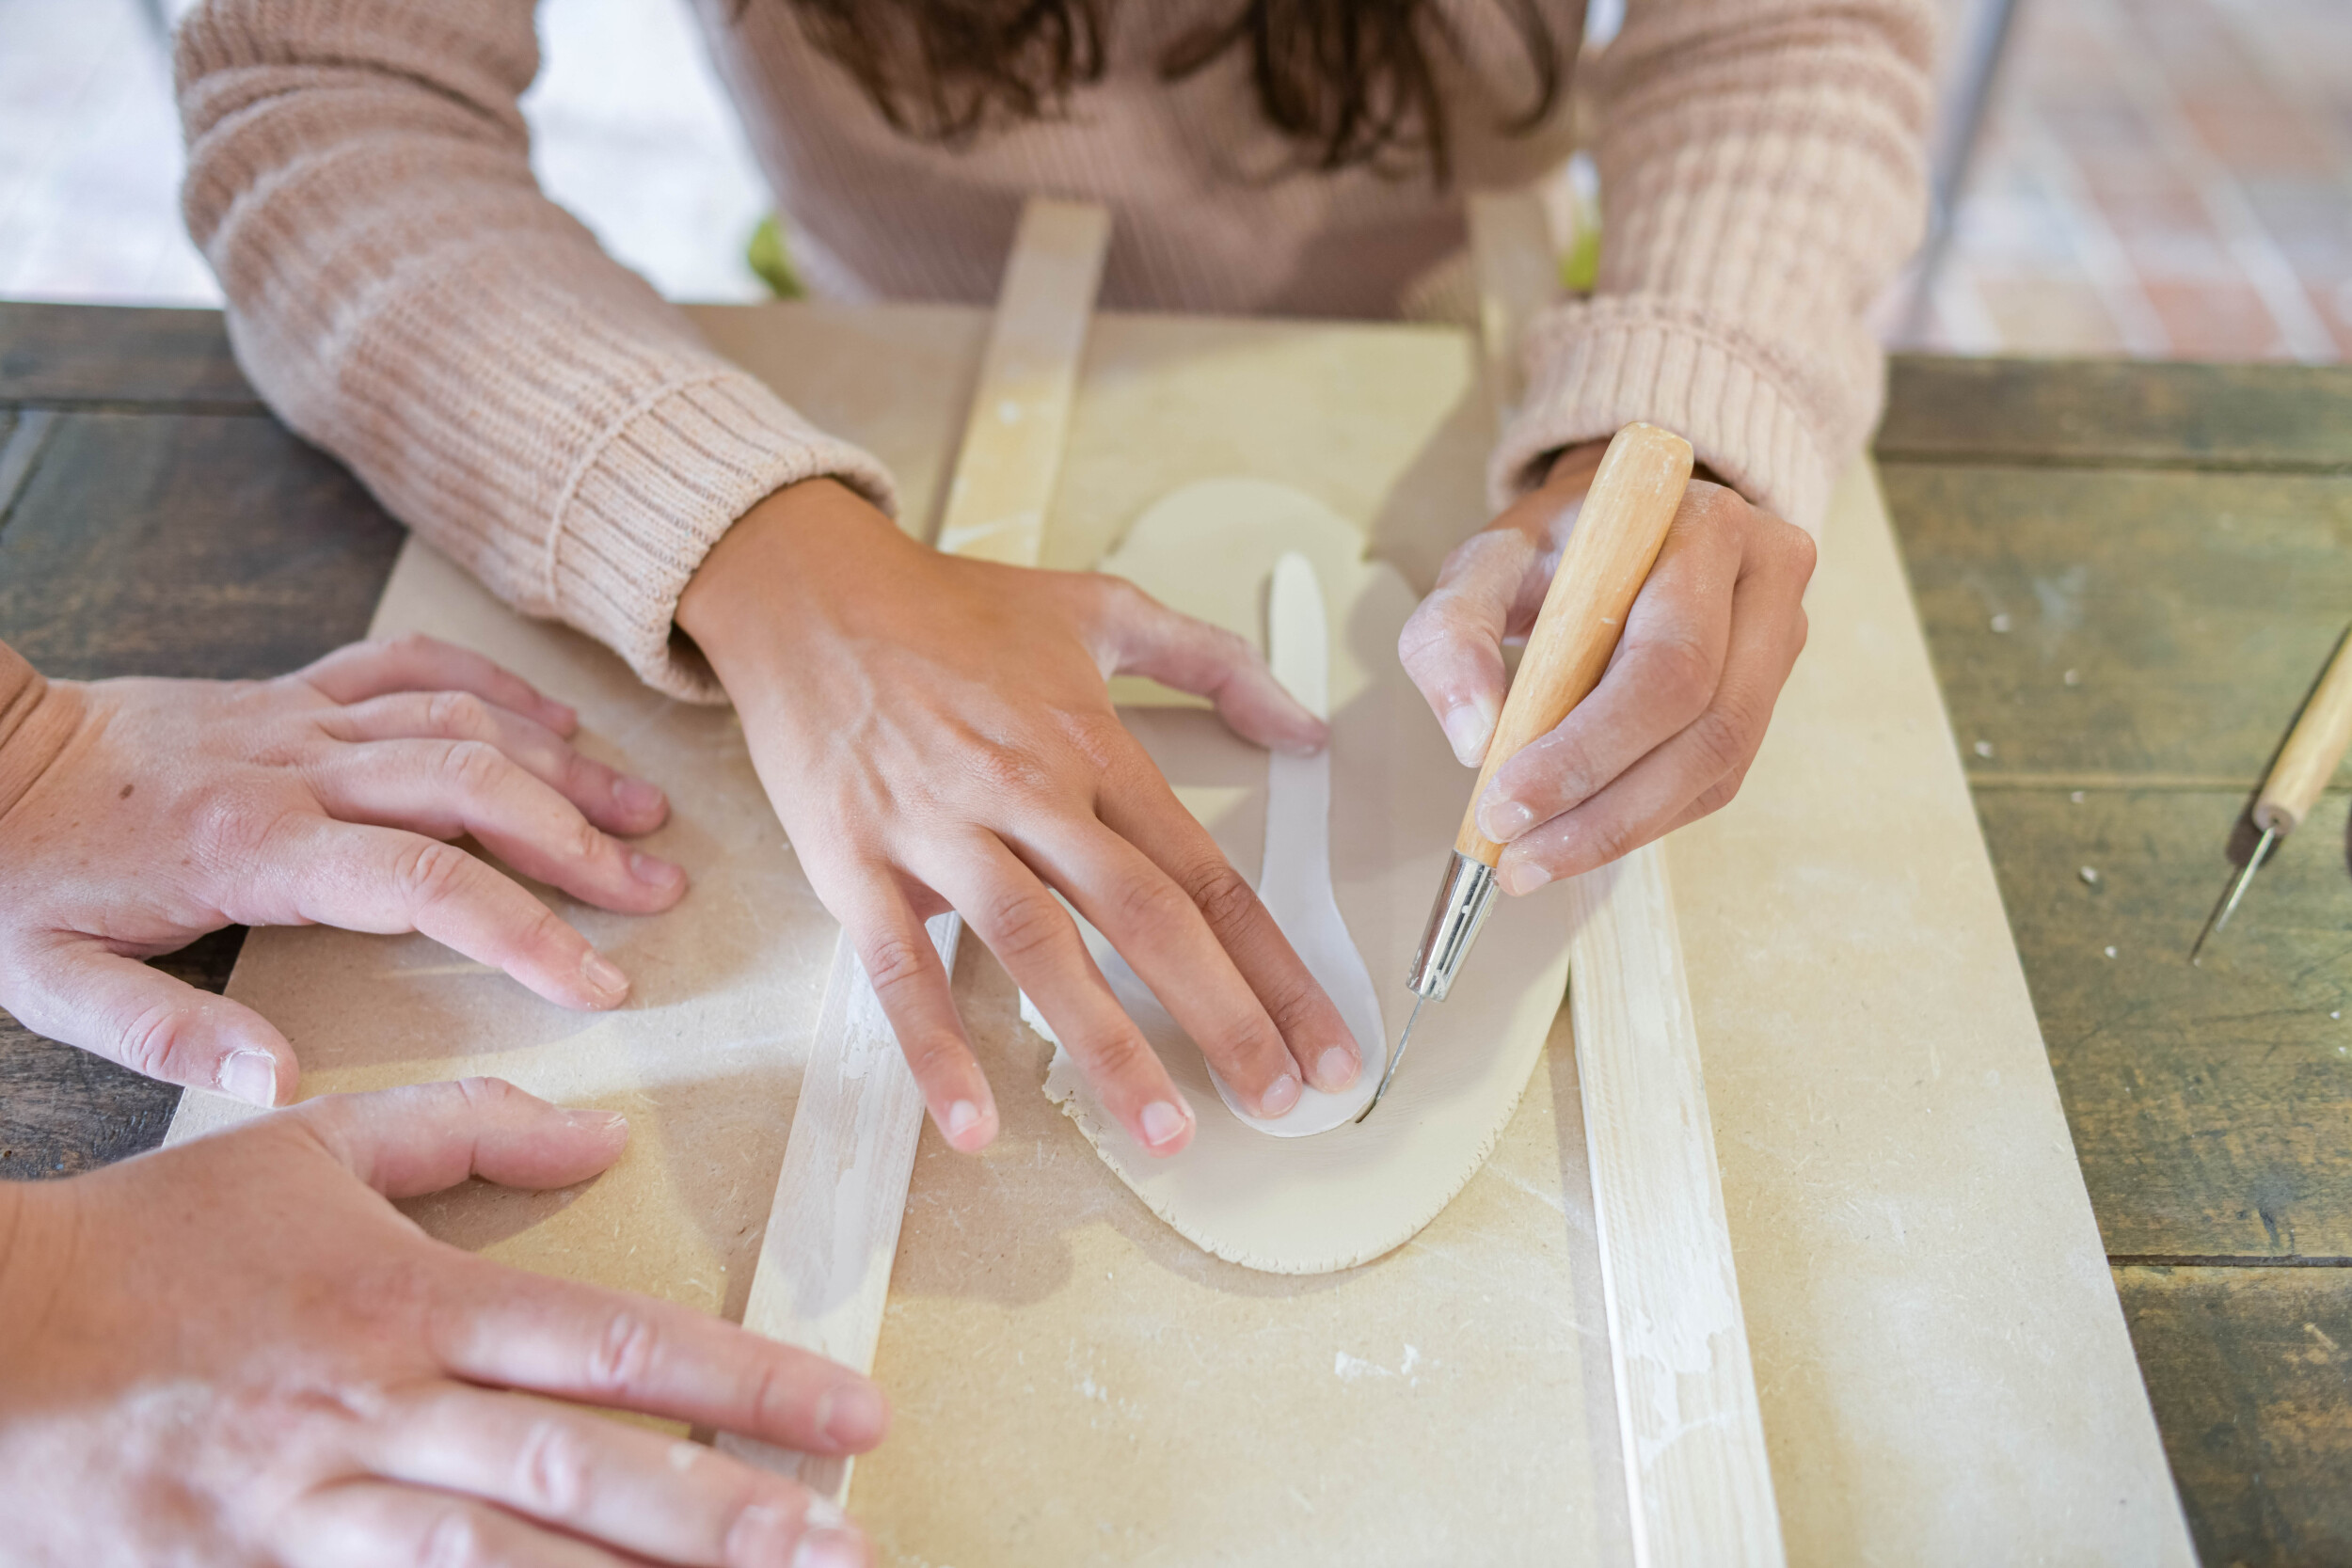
left=1107, top=871, right=1194, bottom=941
left=1682, top=705, right=1754, bottom=780
left=417, top=1507, right=487, bottom=1568
left=1645, top=634, right=1717, bottom=718
left=858, top=930, right=935, bottom=998
left=1691, top=766, right=1749, bottom=820
left=1182, top=861, right=1260, bottom=934
left=980, top=887, right=1070, bottom=969
left=437, top=739, right=505, bottom=795
left=115, top=999, right=189, bottom=1082
left=564, top=811, right=606, bottom=866
left=424, top=689, right=492, bottom=740
left=587, top=1307, right=661, bottom=1398
left=514, top=1417, right=592, bottom=1515
left=392, top=838, right=477, bottom=911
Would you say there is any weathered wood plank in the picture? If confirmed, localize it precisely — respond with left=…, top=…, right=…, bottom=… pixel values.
left=0, top=411, right=405, bottom=679
left=0, top=302, right=261, bottom=410
left=1975, top=787, right=2352, bottom=1259
left=1880, top=356, right=2352, bottom=472
left=2116, top=1265, right=2352, bottom=1568
left=1887, top=463, right=2352, bottom=785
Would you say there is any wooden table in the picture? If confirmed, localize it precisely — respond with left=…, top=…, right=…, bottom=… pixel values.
left=3, top=302, right=2346, bottom=1562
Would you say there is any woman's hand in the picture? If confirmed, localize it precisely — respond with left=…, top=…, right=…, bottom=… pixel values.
left=1399, top=441, right=1816, bottom=894
left=677, top=480, right=1362, bottom=1159
left=0, top=636, right=685, bottom=1106
left=0, top=1078, right=882, bottom=1567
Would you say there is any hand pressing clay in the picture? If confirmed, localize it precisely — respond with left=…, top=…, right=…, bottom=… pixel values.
left=1023, top=478, right=1579, bottom=1274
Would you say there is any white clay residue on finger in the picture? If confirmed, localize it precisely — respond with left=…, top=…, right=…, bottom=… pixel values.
left=1024, top=479, right=1577, bottom=1275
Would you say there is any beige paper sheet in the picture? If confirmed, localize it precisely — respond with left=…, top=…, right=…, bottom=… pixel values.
left=168, top=301, right=2188, bottom=1566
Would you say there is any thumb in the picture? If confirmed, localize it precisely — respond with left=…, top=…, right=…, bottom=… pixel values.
left=1397, top=526, right=1548, bottom=767
left=295, top=1076, right=630, bottom=1198
left=15, top=942, right=297, bottom=1107
left=1104, top=583, right=1327, bottom=756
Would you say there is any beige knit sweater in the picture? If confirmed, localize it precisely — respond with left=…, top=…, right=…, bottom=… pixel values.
left=177, top=0, right=1931, bottom=702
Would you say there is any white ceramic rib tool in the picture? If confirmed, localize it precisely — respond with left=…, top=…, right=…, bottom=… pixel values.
left=1204, top=550, right=1387, bottom=1134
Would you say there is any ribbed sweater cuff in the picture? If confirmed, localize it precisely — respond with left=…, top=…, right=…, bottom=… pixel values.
left=1491, top=297, right=1833, bottom=535
left=549, top=372, right=898, bottom=703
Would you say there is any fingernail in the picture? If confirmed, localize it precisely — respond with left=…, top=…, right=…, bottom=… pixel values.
left=1441, top=701, right=1495, bottom=766
left=218, top=1049, right=279, bottom=1108
left=1277, top=718, right=1328, bottom=758
left=816, top=1381, right=888, bottom=1449
left=1140, top=1100, right=1190, bottom=1148
left=1502, top=860, right=1553, bottom=896
left=1259, top=1073, right=1301, bottom=1117
left=793, top=1528, right=866, bottom=1568
left=628, top=850, right=683, bottom=887
left=581, top=949, right=629, bottom=1001
left=566, top=1108, right=628, bottom=1137
left=1479, top=798, right=1536, bottom=844
left=945, top=1099, right=983, bottom=1142
left=613, top=774, right=665, bottom=816
left=1316, top=1046, right=1359, bottom=1090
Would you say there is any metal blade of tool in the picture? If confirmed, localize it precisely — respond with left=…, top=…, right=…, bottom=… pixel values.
left=1466, top=192, right=1787, bottom=1567
left=719, top=198, right=1110, bottom=1500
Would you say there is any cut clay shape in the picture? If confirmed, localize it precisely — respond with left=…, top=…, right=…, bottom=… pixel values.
left=1024, top=477, right=1579, bottom=1274
left=1206, top=550, right=1386, bottom=1133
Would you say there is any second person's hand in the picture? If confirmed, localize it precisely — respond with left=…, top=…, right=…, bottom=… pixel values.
left=677, top=479, right=1364, bottom=1158
left=0, top=635, right=685, bottom=1107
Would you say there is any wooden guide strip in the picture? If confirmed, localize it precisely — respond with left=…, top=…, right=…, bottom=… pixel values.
left=720, top=198, right=1111, bottom=1500
left=1469, top=189, right=1786, bottom=1566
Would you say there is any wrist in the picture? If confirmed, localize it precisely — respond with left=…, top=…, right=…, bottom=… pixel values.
left=0, top=1180, right=68, bottom=1384
left=675, top=478, right=909, bottom=689
left=0, top=644, right=88, bottom=823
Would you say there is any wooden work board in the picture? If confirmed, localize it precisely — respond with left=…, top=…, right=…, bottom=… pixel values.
left=167, top=299, right=2192, bottom=1563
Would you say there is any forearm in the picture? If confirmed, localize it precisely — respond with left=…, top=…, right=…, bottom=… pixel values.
left=1493, top=0, right=1933, bottom=531
left=177, top=0, right=897, bottom=701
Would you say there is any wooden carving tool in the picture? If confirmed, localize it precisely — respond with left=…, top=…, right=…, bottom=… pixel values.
left=1359, top=419, right=1693, bottom=1119
left=2190, top=624, right=2352, bottom=962
left=721, top=197, right=1111, bottom=1500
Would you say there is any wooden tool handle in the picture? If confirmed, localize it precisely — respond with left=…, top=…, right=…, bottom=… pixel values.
left=2256, top=626, right=2352, bottom=833
left=1454, top=422, right=1693, bottom=865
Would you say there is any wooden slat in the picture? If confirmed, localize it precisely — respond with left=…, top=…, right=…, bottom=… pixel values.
left=0, top=302, right=262, bottom=410
left=1879, top=356, right=2352, bottom=471
left=1566, top=847, right=1785, bottom=1567
left=932, top=201, right=1112, bottom=562
left=2115, top=1264, right=2352, bottom=1567
left=722, top=199, right=1110, bottom=1504
left=1884, top=463, right=2352, bottom=785
left=0, top=411, right=405, bottom=680
left=1470, top=190, right=1783, bottom=1566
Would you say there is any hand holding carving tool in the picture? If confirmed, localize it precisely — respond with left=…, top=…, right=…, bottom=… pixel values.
left=2189, top=625, right=2352, bottom=964
left=1359, top=421, right=1695, bottom=1121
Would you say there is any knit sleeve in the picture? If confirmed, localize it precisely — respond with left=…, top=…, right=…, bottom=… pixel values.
left=175, top=0, right=898, bottom=701
left=1489, top=0, right=1934, bottom=533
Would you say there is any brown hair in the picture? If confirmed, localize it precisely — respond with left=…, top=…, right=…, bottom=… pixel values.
left=768, top=1, right=1564, bottom=182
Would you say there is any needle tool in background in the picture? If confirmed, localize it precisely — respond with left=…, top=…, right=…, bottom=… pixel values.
left=1359, top=421, right=1695, bottom=1121
left=2190, top=623, right=2352, bottom=964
